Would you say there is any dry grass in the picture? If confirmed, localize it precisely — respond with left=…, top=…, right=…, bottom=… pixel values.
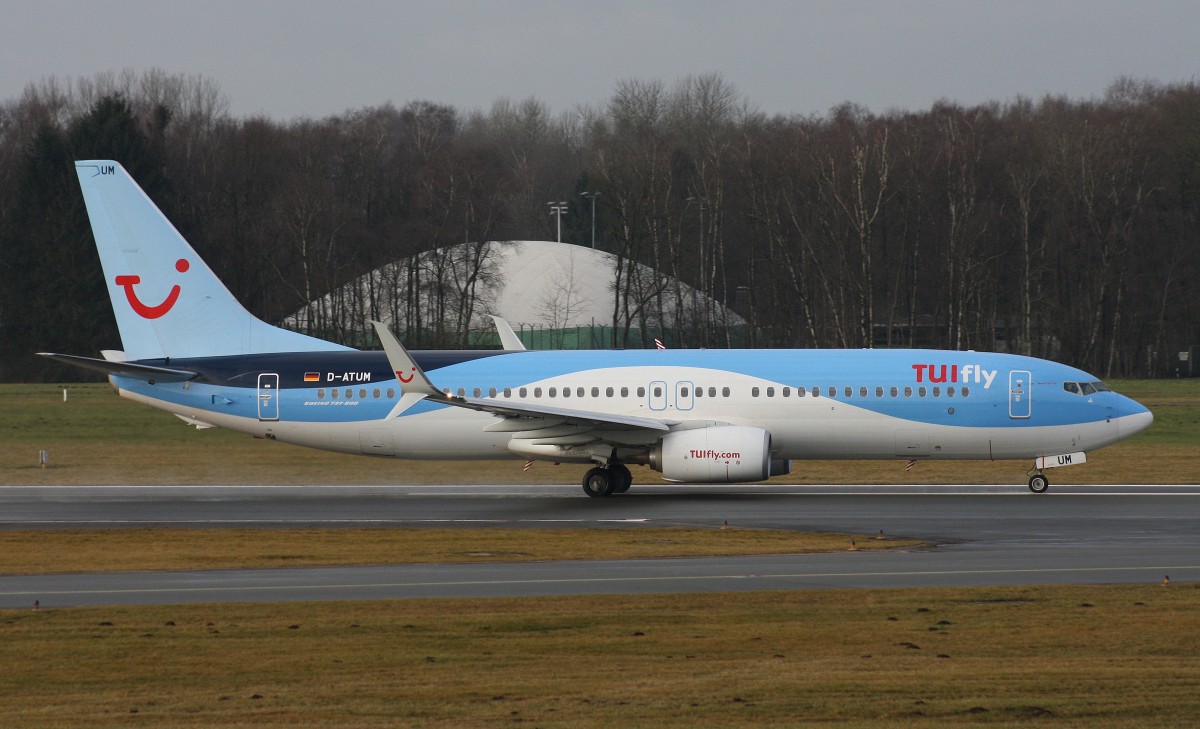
left=2, top=584, right=1197, bottom=727
left=3, top=380, right=1196, bottom=486
left=0, top=527, right=919, bottom=576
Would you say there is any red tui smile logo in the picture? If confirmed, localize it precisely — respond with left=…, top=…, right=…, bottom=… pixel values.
left=115, top=258, right=189, bottom=319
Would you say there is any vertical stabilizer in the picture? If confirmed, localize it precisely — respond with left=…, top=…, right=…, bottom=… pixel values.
left=75, top=160, right=350, bottom=359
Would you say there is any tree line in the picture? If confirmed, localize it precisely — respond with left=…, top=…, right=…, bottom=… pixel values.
left=1, top=70, right=1196, bottom=381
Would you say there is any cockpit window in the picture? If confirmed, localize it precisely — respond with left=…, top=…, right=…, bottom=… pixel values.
left=1064, top=381, right=1110, bottom=396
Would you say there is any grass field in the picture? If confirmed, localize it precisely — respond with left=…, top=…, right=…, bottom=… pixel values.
left=2, top=379, right=1197, bottom=486
left=3, top=584, right=1198, bottom=727
left=0, top=527, right=919, bottom=575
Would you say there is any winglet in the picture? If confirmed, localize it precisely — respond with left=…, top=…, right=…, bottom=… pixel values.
left=490, top=315, right=526, bottom=351
left=370, top=320, right=442, bottom=398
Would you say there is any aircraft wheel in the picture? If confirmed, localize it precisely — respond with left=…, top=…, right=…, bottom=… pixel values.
left=582, top=467, right=614, bottom=497
left=610, top=464, right=633, bottom=494
left=1028, top=474, right=1050, bottom=494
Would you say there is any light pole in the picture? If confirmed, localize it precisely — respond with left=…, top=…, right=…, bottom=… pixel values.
left=580, top=192, right=600, bottom=249
left=548, top=201, right=568, bottom=243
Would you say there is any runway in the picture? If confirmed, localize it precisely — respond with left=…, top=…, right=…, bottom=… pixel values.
left=1, top=484, right=1197, bottom=608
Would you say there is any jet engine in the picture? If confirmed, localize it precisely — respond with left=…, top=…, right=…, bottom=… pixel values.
left=649, top=426, right=774, bottom=483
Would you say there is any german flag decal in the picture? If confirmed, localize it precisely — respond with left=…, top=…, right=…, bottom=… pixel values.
left=304, top=372, right=320, bottom=382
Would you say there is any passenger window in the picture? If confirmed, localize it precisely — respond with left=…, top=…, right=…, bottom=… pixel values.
left=373, top=388, right=380, bottom=399
left=518, top=387, right=527, bottom=398
left=346, top=390, right=354, bottom=400
left=797, top=387, right=806, bottom=397
left=709, top=387, right=717, bottom=397
left=652, top=386, right=662, bottom=397
left=561, top=387, right=569, bottom=398
left=722, top=387, right=730, bottom=397
left=767, top=387, right=775, bottom=397
left=592, top=387, right=599, bottom=397
left=606, top=387, right=614, bottom=397
left=534, top=387, right=543, bottom=398
left=859, top=387, right=868, bottom=398
left=947, top=387, right=955, bottom=397
left=932, top=386, right=940, bottom=397
left=904, top=386, right=913, bottom=397
left=844, top=387, right=853, bottom=398
left=962, top=387, right=970, bottom=397
left=752, top=387, right=760, bottom=397
left=456, top=388, right=465, bottom=397
left=875, top=386, right=883, bottom=398
left=489, top=387, right=497, bottom=397
left=578, top=387, right=585, bottom=397
left=828, top=387, right=837, bottom=398
left=318, top=389, right=326, bottom=400
left=811, top=387, right=820, bottom=397
left=473, top=388, right=481, bottom=398
left=332, top=388, right=339, bottom=398
left=681, top=387, right=690, bottom=398
left=503, top=387, right=511, bottom=398
left=919, top=387, right=927, bottom=397
left=550, top=387, right=558, bottom=397
left=622, top=387, right=629, bottom=397
left=890, top=386, right=898, bottom=397
left=637, top=387, right=646, bottom=397
left=782, top=387, right=790, bottom=397
left=386, top=388, right=395, bottom=398
left=695, top=387, right=704, bottom=398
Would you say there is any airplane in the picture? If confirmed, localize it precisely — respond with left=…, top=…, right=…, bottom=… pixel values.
left=41, top=160, right=1154, bottom=497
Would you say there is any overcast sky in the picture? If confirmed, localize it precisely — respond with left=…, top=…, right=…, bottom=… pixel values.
left=3, top=1, right=1198, bottom=120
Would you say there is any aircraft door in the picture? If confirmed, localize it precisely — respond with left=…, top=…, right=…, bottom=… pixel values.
left=257, top=373, right=280, bottom=421
left=1009, top=370, right=1031, bottom=419
left=648, top=380, right=668, bottom=411
left=676, top=381, right=695, bottom=411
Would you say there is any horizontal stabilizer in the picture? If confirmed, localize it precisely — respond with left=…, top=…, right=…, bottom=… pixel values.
left=38, top=352, right=199, bottom=382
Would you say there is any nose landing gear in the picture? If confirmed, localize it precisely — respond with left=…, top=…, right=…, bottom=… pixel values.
left=1027, top=472, right=1050, bottom=493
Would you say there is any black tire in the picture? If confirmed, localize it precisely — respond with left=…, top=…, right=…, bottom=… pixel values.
left=1028, top=474, right=1050, bottom=493
left=610, top=464, right=633, bottom=494
left=582, top=467, right=614, bottom=497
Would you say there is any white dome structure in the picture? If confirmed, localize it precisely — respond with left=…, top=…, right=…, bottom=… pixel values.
left=286, top=240, right=744, bottom=348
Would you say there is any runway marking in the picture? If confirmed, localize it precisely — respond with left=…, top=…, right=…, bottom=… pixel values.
left=4, top=564, right=1198, bottom=599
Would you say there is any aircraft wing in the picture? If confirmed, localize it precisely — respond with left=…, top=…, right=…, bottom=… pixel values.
left=370, top=321, right=674, bottom=439
left=39, top=352, right=200, bottom=382
left=454, top=396, right=671, bottom=431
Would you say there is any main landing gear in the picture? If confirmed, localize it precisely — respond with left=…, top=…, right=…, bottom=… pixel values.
left=581, top=464, right=633, bottom=497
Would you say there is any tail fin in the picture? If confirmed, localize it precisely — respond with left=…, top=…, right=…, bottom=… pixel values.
left=75, top=160, right=350, bottom=359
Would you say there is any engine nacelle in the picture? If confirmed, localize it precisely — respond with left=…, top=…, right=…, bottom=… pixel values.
left=650, top=426, right=773, bottom=483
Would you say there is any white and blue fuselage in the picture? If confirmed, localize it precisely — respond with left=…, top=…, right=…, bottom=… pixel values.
left=112, top=347, right=1150, bottom=463
left=48, top=160, right=1153, bottom=496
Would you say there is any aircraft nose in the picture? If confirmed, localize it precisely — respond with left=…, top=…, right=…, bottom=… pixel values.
left=1120, top=408, right=1153, bottom=438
